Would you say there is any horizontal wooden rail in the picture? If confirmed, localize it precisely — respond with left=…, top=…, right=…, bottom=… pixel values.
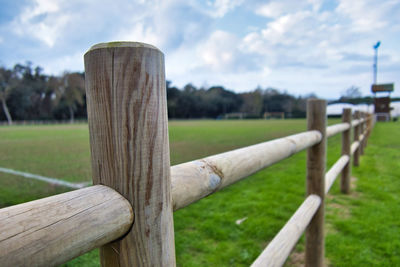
left=326, top=118, right=366, bottom=139
left=171, top=130, right=322, bottom=210
left=326, top=123, right=350, bottom=138
left=351, top=141, right=360, bottom=155
left=0, top=185, right=133, bottom=266
left=251, top=195, right=321, bottom=267
left=351, top=119, right=362, bottom=127
left=325, top=155, right=350, bottom=194
left=359, top=133, right=365, bottom=142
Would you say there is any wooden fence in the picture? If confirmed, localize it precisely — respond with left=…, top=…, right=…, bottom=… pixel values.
left=0, top=42, right=374, bottom=267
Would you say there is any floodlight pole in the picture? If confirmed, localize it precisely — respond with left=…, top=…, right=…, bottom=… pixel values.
left=373, top=41, right=380, bottom=85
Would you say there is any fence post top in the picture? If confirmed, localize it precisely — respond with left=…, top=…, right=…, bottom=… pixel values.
left=307, top=98, right=326, bottom=104
left=86, top=41, right=162, bottom=54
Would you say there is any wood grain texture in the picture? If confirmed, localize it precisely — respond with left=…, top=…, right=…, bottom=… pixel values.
left=351, top=141, right=360, bottom=155
left=305, top=99, right=326, bottom=267
left=251, top=195, right=321, bottom=267
left=367, top=115, right=371, bottom=143
left=171, top=130, right=322, bottom=210
left=353, top=111, right=360, bottom=167
left=0, top=185, right=133, bottom=266
left=325, top=155, right=349, bottom=194
left=359, top=113, right=365, bottom=155
left=365, top=114, right=373, bottom=146
left=351, top=119, right=361, bottom=127
left=326, top=122, right=350, bottom=138
left=84, top=42, right=176, bottom=266
left=341, top=108, right=352, bottom=194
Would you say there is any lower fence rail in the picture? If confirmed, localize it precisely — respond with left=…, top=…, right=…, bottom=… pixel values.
left=325, top=155, right=350, bottom=194
left=171, top=130, right=322, bottom=211
left=0, top=185, right=133, bottom=266
left=251, top=195, right=321, bottom=267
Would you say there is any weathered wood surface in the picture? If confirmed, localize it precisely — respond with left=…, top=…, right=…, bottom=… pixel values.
left=251, top=195, right=321, bottom=267
left=351, top=141, right=360, bottom=155
left=341, top=109, right=351, bottom=194
left=85, top=42, right=176, bottom=266
left=325, top=155, right=350, bottom=194
left=351, top=119, right=361, bottom=127
left=351, top=117, right=366, bottom=127
left=359, top=133, right=365, bottom=143
left=0, top=185, right=133, bottom=267
left=360, top=113, right=365, bottom=155
left=171, top=130, right=322, bottom=210
left=326, top=122, right=350, bottom=138
left=306, top=99, right=326, bottom=267
left=353, top=111, right=361, bottom=166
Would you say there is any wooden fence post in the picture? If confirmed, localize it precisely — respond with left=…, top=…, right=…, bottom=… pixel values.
left=305, top=99, right=326, bottom=267
left=360, top=112, right=365, bottom=155
left=353, top=111, right=360, bottom=167
left=368, top=113, right=373, bottom=142
left=84, top=42, right=176, bottom=266
left=364, top=113, right=369, bottom=147
left=341, top=108, right=351, bottom=194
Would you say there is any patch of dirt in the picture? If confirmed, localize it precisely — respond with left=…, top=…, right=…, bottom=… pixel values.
left=350, top=176, right=360, bottom=197
left=285, top=250, right=331, bottom=267
left=325, top=221, right=339, bottom=235
left=286, top=251, right=304, bottom=267
left=329, top=202, right=350, bottom=218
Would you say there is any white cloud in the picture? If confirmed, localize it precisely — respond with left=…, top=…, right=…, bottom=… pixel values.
left=201, top=30, right=238, bottom=71
left=255, top=0, right=320, bottom=18
left=12, top=0, right=70, bottom=47
left=112, top=0, right=214, bottom=52
left=335, top=0, right=398, bottom=32
left=43, top=51, right=84, bottom=75
left=207, top=0, right=244, bottom=17
left=115, top=23, right=160, bottom=48
left=1, top=0, right=400, bottom=99
left=255, top=2, right=289, bottom=18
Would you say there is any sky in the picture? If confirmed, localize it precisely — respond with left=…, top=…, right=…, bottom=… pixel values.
left=0, top=0, right=399, bottom=99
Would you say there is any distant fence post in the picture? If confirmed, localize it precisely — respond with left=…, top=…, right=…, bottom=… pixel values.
left=365, top=113, right=369, bottom=147
left=364, top=113, right=368, bottom=148
left=305, top=99, right=326, bottom=267
left=84, top=42, right=176, bottom=266
left=353, top=111, right=360, bottom=167
left=341, top=108, right=351, bottom=194
left=366, top=113, right=373, bottom=145
left=360, top=112, right=365, bottom=155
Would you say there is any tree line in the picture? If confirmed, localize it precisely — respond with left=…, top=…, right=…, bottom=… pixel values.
left=0, top=63, right=85, bottom=124
left=166, top=82, right=312, bottom=119
left=1, top=62, right=320, bottom=124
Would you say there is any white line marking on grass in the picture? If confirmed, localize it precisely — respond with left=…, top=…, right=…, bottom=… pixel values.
left=0, top=167, right=91, bottom=189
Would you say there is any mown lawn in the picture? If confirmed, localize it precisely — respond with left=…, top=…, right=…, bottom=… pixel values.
left=0, top=119, right=398, bottom=266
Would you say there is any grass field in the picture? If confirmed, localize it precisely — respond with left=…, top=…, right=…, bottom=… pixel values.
left=0, top=119, right=399, bottom=266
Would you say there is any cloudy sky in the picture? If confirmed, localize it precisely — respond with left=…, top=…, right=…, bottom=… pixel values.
left=0, top=0, right=399, bottom=99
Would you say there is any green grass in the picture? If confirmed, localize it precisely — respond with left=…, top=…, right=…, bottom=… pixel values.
left=0, top=124, right=92, bottom=183
left=0, top=119, right=398, bottom=266
left=324, top=121, right=400, bottom=266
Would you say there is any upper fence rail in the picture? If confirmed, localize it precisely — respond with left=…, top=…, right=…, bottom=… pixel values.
left=172, top=118, right=364, bottom=210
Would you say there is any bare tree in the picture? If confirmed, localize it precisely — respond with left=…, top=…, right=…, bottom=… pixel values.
left=60, top=72, right=85, bottom=123
left=341, top=86, right=362, bottom=99
left=0, top=67, right=17, bottom=125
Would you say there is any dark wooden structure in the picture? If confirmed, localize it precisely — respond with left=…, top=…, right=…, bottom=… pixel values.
left=371, top=83, right=394, bottom=121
